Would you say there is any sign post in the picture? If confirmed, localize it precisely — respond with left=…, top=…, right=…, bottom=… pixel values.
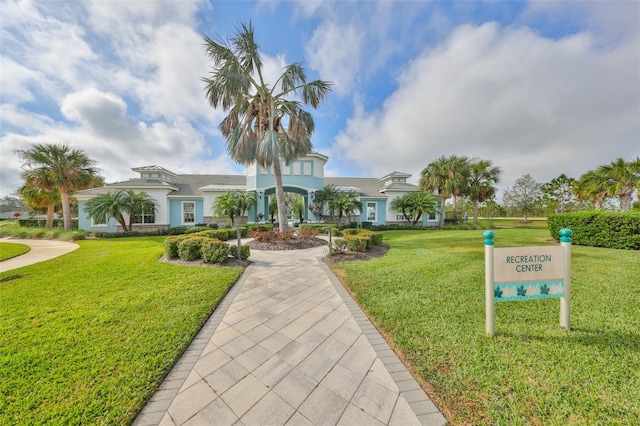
left=484, top=231, right=495, bottom=335
left=484, top=228, right=572, bottom=335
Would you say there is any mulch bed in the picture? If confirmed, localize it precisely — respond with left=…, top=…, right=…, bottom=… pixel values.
left=323, top=244, right=389, bottom=264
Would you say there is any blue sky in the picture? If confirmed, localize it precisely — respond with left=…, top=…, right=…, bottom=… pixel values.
left=1, top=0, right=639, bottom=199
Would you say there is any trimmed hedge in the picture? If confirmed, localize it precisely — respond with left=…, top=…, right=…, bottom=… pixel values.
left=342, top=229, right=383, bottom=245
left=548, top=211, right=640, bottom=250
left=299, top=223, right=340, bottom=236
left=177, top=236, right=208, bottom=261
left=245, top=223, right=275, bottom=232
left=201, top=239, right=229, bottom=264
left=228, top=243, right=251, bottom=260
left=164, top=235, right=189, bottom=259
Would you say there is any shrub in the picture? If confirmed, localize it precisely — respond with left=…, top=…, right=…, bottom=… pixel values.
left=331, top=238, right=347, bottom=254
left=276, top=229, right=295, bottom=245
left=345, top=235, right=370, bottom=252
left=201, top=239, right=229, bottom=264
left=191, top=230, right=216, bottom=238
left=177, top=236, right=207, bottom=261
left=251, top=229, right=276, bottom=243
left=362, top=221, right=372, bottom=229
left=212, top=229, right=231, bottom=240
left=548, top=211, right=640, bottom=250
left=369, top=232, right=383, bottom=246
left=228, top=242, right=251, bottom=260
left=164, top=235, right=188, bottom=259
left=297, top=227, right=318, bottom=239
left=207, top=223, right=219, bottom=229
left=186, top=226, right=210, bottom=234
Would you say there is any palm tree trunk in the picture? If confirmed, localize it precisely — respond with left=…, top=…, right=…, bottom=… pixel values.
left=45, top=204, right=55, bottom=229
left=439, top=195, right=446, bottom=227
left=272, top=160, right=289, bottom=231
left=60, top=189, right=72, bottom=231
left=473, top=200, right=479, bottom=225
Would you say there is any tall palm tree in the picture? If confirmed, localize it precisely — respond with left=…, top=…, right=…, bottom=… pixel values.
left=16, top=143, right=99, bottom=231
left=202, top=22, right=332, bottom=231
left=18, top=184, right=60, bottom=229
left=467, top=159, right=502, bottom=224
left=420, top=156, right=451, bottom=227
left=444, top=155, right=470, bottom=221
left=596, top=158, right=640, bottom=212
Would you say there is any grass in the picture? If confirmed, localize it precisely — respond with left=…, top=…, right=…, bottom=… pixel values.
left=0, top=242, right=30, bottom=262
left=0, top=237, right=243, bottom=425
left=331, top=228, right=640, bottom=425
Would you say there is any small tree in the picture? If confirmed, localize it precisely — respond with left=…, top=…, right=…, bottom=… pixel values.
left=329, top=190, right=362, bottom=225
left=84, top=190, right=157, bottom=231
left=502, top=174, right=541, bottom=222
left=540, top=174, right=577, bottom=214
left=212, top=192, right=239, bottom=225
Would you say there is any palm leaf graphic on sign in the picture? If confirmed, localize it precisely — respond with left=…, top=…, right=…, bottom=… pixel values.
left=517, top=285, right=527, bottom=297
left=540, top=283, right=550, bottom=295
left=494, top=286, right=503, bottom=298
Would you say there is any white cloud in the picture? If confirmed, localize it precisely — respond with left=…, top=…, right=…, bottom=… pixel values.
left=333, top=22, right=640, bottom=189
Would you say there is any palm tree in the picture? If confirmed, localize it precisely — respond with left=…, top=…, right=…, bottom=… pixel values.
left=84, top=190, right=131, bottom=231
left=212, top=192, right=239, bottom=225
left=18, top=184, right=60, bottom=229
left=16, top=143, right=99, bottom=231
left=233, top=191, right=258, bottom=218
left=420, top=156, right=451, bottom=227
left=84, top=190, right=157, bottom=231
left=596, top=158, right=640, bottom=212
left=202, top=22, right=332, bottom=231
left=467, top=159, right=502, bottom=224
left=329, top=190, right=362, bottom=225
left=574, top=170, right=610, bottom=210
left=126, top=190, right=158, bottom=230
left=390, top=194, right=413, bottom=223
left=444, top=155, right=470, bottom=221
left=406, top=191, right=439, bottom=225
left=314, top=184, right=340, bottom=222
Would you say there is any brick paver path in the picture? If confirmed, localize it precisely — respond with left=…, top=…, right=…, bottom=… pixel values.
left=134, top=245, right=446, bottom=426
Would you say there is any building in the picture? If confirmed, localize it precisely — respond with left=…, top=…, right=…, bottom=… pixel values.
left=74, top=153, right=440, bottom=232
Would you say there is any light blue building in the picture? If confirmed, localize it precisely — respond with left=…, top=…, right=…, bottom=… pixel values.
left=75, top=153, right=440, bottom=232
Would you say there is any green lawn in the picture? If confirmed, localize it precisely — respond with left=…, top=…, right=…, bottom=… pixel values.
left=0, top=242, right=30, bottom=262
left=0, top=237, right=243, bottom=425
left=332, top=229, right=640, bottom=425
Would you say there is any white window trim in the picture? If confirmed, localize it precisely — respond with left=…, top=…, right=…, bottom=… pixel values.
left=91, top=217, right=108, bottom=227
left=182, top=201, right=196, bottom=225
left=366, top=201, right=377, bottom=222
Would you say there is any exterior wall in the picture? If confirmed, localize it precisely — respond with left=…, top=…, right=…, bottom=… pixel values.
left=169, top=199, right=204, bottom=227
left=77, top=200, right=118, bottom=232
left=360, top=199, right=386, bottom=225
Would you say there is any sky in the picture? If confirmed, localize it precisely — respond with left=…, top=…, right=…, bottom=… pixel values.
left=1, top=0, right=639, bottom=201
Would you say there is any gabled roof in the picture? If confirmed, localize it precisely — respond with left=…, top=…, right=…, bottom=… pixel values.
left=379, top=182, right=420, bottom=193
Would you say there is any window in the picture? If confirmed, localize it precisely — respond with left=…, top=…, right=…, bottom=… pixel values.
left=293, top=162, right=301, bottom=175
left=428, top=212, right=437, bottom=221
left=303, top=162, right=312, bottom=176
left=260, top=166, right=269, bottom=175
left=182, top=201, right=195, bottom=224
left=396, top=214, right=406, bottom=221
left=91, top=214, right=108, bottom=227
left=133, top=205, right=156, bottom=224
left=366, top=202, right=377, bottom=222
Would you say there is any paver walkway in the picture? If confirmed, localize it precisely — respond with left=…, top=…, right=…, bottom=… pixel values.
left=134, top=245, right=446, bottom=426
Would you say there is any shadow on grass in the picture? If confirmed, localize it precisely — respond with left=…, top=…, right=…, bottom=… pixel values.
left=497, top=328, right=640, bottom=352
